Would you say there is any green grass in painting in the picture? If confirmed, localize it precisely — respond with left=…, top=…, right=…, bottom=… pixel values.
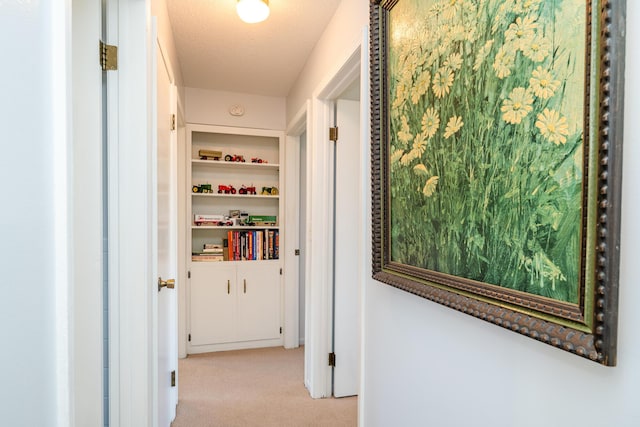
left=388, top=0, right=585, bottom=303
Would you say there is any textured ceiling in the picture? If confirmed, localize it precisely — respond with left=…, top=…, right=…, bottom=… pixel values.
left=167, top=0, right=342, bottom=97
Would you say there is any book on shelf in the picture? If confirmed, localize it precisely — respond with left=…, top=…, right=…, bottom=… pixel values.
left=203, top=243, right=223, bottom=250
left=192, top=253, right=224, bottom=262
left=202, top=248, right=223, bottom=253
left=224, top=229, right=280, bottom=261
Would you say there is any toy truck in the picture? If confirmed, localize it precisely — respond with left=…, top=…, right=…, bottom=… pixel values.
left=193, top=214, right=234, bottom=226
left=218, top=184, right=237, bottom=194
left=192, top=184, right=213, bottom=193
left=198, top=149, right=222, bottom=160
left=238, top=185, right=257, bottom=195
left=247, top=215, right=277, bottom=226
left=261, top=186, right=279, bottom=196
left=224, top=154, right=246, bottom=162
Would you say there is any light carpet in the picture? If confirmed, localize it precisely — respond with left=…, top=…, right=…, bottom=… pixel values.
left=171, top=346, right=357, bottom=427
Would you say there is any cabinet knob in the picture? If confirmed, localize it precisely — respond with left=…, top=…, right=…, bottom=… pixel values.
left=158, top=277, right=175, bottom=292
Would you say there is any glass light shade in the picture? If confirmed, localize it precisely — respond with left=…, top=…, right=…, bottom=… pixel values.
left=237, top=0, right=270, bottom=24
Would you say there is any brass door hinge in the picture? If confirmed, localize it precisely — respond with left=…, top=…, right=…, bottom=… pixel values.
left=329, top=126, right=339, bottom=142
left=171, top=370, right=176, bottom=387
left=171, top=114, right=176, bottom=131
left=100, top=41, right=118, bottom=71
left=328, top=352, right=336, bottom=367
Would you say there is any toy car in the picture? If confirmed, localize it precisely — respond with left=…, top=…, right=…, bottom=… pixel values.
left=218, top=184, right=237, bottom=194
left=238, top=185, right=257, bottom=195
left=192, top=184, right=213, bottom=193
left=261, top=186, right=279, bottom=196
left=224, top=154, right=246, bottom=162
left=251, top=157, right=267, bottom=164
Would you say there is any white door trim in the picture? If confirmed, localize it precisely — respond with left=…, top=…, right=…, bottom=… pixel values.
left=104, top=0, right=121, bottom=423
left=283, top=101, right=309, bottom=349
left=107, top=0, right=156, bottom=425
left=54, top=3, right=73, bottom=425
left=71, top=0, right=103, bottom=424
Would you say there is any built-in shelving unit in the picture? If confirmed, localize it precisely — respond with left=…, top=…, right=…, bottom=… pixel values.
left=186, top=124, right=284, bottom=354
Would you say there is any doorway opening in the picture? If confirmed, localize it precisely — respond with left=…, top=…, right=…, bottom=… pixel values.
left=304, top=36, right=367, bottom=399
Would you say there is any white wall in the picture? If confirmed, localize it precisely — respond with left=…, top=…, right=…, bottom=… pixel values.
left=286, top=0, right=368, bottom=123
left=0, top=2, right=72, bottom=425
left=186, top=87, right=286, bottom=130
left=360, top=3, right=640, bottom=427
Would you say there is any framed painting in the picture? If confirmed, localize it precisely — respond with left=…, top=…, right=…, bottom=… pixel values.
left=370, top=0, right=626, bottom=365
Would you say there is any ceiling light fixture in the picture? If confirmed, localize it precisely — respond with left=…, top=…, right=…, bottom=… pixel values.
left=236, top=0, right=270, bottom=24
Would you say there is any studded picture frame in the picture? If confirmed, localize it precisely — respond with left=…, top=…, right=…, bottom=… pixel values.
left=370, top=0, right=626, bottom=365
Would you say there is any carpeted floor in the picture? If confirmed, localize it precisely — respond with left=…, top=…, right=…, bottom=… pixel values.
left=171, top=346, right=357, bottom=427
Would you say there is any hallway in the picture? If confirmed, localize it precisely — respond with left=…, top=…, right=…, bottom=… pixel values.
left=172, top=347, right=357, bottom=426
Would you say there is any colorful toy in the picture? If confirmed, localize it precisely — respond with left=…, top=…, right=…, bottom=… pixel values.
left=194, top=214, right=233, bottom=226
left=192, top=184, right=213, bottom=193
left=261, top=186, right=279, bottom=196
left=238, top=185, right=257, bottom=195
left=218, top=184, right=237, bottom=194
left=199, top=149, right=222, bottom=160
left=224, top=154, right=246, bottom=162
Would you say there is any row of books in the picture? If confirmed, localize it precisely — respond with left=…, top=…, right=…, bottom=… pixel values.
left=226, top=229, right=279, bottom=261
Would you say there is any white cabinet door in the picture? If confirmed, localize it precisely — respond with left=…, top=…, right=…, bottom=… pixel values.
left=190, top=263, right=236, bottom=345
left=237, top=263, right=281, bottom=341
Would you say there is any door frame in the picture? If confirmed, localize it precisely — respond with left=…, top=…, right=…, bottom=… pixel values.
left=71, top=0, right=104, bottom=424
left=283, top=101, right=310, bottom=350
left=105, top=0, right=157, bottom=424
left=304, top=30, right=369, bottom=399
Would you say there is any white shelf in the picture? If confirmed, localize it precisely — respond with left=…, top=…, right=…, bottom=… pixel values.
left=192, top=225, right=280, bottom=230
left=192, top=159, right=279, bottom=170
left=192, top=193, right=279, bottom=200
left=191, top=259, right=280, bottom=264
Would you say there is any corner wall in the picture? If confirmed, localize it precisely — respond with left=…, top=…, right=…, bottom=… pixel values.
left=286, top=0, right=368, bottom=123
left=361, top=3, right=640, bottom=427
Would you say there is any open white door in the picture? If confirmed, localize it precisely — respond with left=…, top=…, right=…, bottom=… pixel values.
left=332, top=98, right=361, bottom=397
left=306, top=42, right=363, bottom=399
left=156, top=33, right=179, bottom=425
